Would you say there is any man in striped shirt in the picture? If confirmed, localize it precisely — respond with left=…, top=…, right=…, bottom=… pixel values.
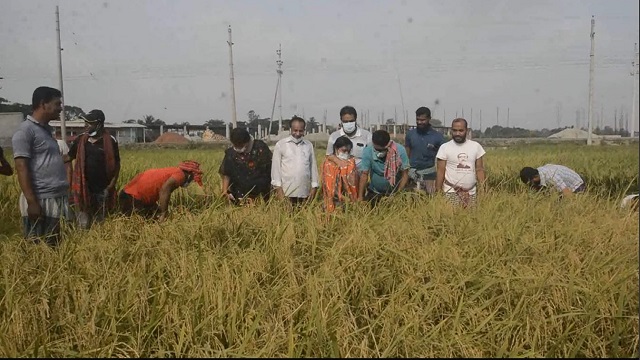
left=519, top=164, right=585, bottom=197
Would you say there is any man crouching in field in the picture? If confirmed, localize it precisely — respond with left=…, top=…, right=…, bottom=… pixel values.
left=519, top=164, right=585, bottom=197
left=119, top=160, right=203, bottom=221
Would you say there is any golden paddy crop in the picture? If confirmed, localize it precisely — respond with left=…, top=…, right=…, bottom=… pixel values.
left=0, top=143, right=637, bottom=357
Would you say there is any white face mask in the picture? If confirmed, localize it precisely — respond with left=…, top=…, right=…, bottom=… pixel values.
left=337, top=152, right=350, bottom=160
left=291, top=136, right=304, bottom=144
left=342, top=121, right=356, bottom=133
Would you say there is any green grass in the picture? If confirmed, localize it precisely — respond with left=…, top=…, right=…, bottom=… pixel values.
left=0, top=143, right=637, bottom=357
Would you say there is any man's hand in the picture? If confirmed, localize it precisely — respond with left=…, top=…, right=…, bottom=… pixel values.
left=27, top=201, right=42, bottom=221
left=157, top=212, right=168, bottom=222
left=275, top=187, right=286, bottom=200
left=308, top=188, right=317, bottom=202
left=223, top=192, right=236, bottom=203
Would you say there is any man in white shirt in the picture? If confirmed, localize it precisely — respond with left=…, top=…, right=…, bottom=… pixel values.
left=435, top=118, right=486, bottom=207
left=271, top=116, right=319, bottom=205
left=326, top=106, right=372, bottom=167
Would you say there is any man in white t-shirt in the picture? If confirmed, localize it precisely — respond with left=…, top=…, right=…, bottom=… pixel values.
left=326, top=105, right=372, bottom=167
left=435, top=118, right=486, bottom=207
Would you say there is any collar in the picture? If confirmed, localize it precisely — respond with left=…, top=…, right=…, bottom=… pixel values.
left=339, top=127, right=361, bottom=138
left=27, top=115, right=53, bottom=131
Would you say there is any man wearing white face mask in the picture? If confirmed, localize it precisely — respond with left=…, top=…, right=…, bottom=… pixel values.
left=326, top=106, right=372, bottom=167
left=69, top=109, right=121, bottom=229
left=271, top=116, right=319, bottom=205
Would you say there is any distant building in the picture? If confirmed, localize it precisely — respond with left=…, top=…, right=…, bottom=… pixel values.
left=0, top=112, right=24, bottom=148
left=49, top=119, right=146, bottom=144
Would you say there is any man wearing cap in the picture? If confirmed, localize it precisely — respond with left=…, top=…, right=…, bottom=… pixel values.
left=119, top=160, right=204, bottom=221
left=69, top=109, right=121, bottom=229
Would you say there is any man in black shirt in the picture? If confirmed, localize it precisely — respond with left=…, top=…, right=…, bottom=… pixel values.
left=69, top=109, right=121, bottom=229
left=219, top=128, right=272, bottom=204
left=0, top=146, right=13, bottom=176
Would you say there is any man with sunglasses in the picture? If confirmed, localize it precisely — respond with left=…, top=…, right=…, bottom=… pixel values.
left=68, top=109, right=121, bottom=229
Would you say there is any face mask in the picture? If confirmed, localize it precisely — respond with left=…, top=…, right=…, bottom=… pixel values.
left=337, top=152, right=350, bottom=160
left=234, top=146, right=247, bottom=153
left=342, top=122, right=356, bottom=133
left=375, top=150, right=387, bottom=159
left=291, top=136, right=304, bottom=144
left=182, top=178, right=193, bottom=188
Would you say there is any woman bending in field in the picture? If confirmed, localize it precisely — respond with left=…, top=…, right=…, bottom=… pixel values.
left=322, top=136, right=359, bottom=213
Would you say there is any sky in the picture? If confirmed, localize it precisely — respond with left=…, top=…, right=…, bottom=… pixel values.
left=0, top=0, right=638, bottom=131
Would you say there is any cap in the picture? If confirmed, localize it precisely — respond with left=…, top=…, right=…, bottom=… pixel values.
left=81, top=109, right=105, bottom=123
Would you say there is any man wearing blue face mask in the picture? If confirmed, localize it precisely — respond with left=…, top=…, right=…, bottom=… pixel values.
left=326, top=106, right=372, bottom=167
left=357, top=130, right=410, bottom=207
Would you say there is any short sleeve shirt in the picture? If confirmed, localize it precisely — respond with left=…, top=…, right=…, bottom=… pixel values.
left=326, top=127, right=372, bottom=166
left=404, top=127, right=445, bottom=170
left=358, top=142, right=410, bottom=193
left=11, top=116, right=68, bottom=198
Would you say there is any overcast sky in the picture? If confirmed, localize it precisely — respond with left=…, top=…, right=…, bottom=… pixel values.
left=1, top=0, right=638, bottom=130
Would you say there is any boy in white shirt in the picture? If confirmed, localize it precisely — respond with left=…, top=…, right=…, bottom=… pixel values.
left=435, top=118, right=486, bottom=207
left=271, top=116, right=319, bottom=205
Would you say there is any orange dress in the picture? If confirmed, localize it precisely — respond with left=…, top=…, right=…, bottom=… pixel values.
left=322, top=157, right=358, bottom=212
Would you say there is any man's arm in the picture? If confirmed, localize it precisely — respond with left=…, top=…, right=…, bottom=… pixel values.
left=404, top=133, right=411, bottom=158
left=157, top=176, right=180, bottom=219
left=270, top=142, right=285, bottom=199
left=14, top=158, right=41, bottom=220
left=396, top=169, right=409, bottom=192
left=107, top=138, right=121, bottom=191
left=358, top=171, right=369, bottom=200
left=0, top=149, right=13, bottom=176
left=309, top=143, right=319, bottom=200
left=436, top=158, right=446, bottom=192
left=475, top=156, right=486, bottom=191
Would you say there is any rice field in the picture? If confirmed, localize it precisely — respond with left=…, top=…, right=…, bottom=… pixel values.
left=0, top=142, right=638, bottom=357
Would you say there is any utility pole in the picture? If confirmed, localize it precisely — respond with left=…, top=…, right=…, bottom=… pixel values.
left=268, top=44, right=284, bottom=139
left=277, top=44, right=283, bottom=133
left=587, top=16, right=595, bottom=145
left=55, top=6, right=66, bottom=142
left=323, top=109, right=327, bottom=132
left=631, top=42, right=639, bottom=137
left=461, top=108, right=464, bottom=118
left=227, top=25, right=238, bottom=129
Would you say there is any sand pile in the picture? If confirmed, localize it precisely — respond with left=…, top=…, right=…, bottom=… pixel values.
left=154, top=132, right=191, bottom=144
left=202, top=130, right=228, bottom=141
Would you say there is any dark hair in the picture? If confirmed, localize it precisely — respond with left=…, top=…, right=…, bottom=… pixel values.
left=416, top=107, right=431, bottom=118
left=339, top=106, right=357, bottom=120
left=333, top=136, right=353, bottom=152
left=519, top=167, right=539, bottom=184
left=372, top=130, right=391, bottom=147
left=32, top=86, right=62, bottom=110
left=290, top=116, right=306, bottom=128
left=452, top=118, right=468, bottom=128
left=230, top=127, right=251, bottom=146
